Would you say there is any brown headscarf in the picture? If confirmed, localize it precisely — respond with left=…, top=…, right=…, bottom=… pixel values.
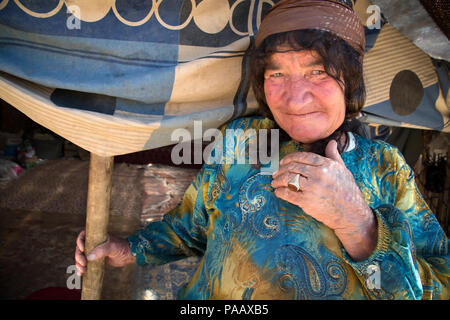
left=255, top=0, right=366, bottom=56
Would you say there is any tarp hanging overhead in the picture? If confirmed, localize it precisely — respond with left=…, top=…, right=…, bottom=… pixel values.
left=0, top=0, right=448, bottom=157
left=370, top=0, right=450, bottom=61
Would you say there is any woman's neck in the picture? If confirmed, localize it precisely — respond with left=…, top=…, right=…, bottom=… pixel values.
left=299, top=129, right=348, bottom=156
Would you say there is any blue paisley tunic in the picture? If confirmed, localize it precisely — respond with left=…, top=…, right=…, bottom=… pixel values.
left=127, top=116, right=449, bottom=300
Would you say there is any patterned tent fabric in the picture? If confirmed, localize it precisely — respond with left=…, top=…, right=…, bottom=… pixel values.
left=0, top=0, right=448, bottom=157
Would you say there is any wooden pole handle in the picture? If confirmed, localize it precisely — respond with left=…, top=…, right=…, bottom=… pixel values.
left=81, top=153, right=114, bottom=300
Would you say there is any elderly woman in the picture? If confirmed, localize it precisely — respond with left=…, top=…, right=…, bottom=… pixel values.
left=75, top=0, right=449, bottom=299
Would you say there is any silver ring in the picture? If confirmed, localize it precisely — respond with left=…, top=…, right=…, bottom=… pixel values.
left=287, top=174, right=301, bottom=192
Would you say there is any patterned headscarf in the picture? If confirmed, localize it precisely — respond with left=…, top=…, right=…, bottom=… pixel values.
left=255, top=0, right=366, bottom=56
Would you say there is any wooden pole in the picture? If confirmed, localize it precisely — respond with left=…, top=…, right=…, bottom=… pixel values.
left=81, top=153, right=114, bottom=300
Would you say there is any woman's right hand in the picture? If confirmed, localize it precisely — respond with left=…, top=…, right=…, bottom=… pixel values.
left=75, top=230, right=136, bottom=276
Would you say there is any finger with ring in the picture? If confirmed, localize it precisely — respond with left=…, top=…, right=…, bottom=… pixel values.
left=288, top=174, right=302, bottom=192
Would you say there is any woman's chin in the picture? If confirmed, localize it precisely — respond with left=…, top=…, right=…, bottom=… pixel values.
left=286, top=129, right=324, bottom=145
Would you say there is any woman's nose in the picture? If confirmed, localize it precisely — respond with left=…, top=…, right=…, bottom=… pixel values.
left=285, top=77, right=314, bottom=108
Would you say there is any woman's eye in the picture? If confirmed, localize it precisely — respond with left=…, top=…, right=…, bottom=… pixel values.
left=311, top=70, right=325, bottom=76
left=270, top=72, right=284, bottom=78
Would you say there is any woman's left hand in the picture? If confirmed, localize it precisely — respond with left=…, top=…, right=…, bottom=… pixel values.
left=271, top=139, right=377, bottom=261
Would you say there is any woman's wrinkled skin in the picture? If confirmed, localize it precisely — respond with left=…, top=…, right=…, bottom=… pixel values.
left=266, top=49, right=377, bottom=261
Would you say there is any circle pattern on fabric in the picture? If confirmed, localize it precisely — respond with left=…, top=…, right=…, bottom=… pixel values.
left=389, top=70, right=424, bottom=116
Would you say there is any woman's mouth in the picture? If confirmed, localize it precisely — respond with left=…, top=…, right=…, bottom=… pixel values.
left=288, top=112, right=322, bottom=119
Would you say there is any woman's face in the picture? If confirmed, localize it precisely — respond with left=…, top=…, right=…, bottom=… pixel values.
left=263, top=49, right=346, bottom=144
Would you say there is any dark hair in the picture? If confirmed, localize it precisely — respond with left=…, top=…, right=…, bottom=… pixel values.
left=249, top=29, right=366, bottom=155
